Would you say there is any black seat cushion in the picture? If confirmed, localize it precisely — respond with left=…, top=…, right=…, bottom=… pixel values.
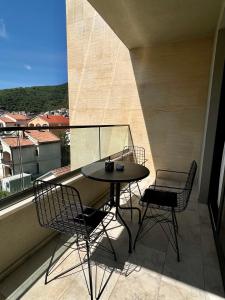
left=50, top=207, right=108, bottom=235
left=141, top=188, right=177, bottom=207
left=82, top=208, right=107, bottom=228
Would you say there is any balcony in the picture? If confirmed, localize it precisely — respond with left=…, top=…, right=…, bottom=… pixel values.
left=0, top=159, right=12, bottom=166
left=0, top=125, right=223, bottom=300
left=0, top=0, right=224, bottom=298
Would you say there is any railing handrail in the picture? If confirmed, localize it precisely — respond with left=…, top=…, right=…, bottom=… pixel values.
left=0, top=124, right=130, bottom=132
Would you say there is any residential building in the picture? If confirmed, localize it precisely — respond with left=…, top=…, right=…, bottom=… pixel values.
left=43, top=108, right=69, bottom=117
left=0, top=113, right=30, bottom=129
left=28, top=115, right=70, bottom=140
left=28, top=115, right=69, bottom=127
left=25, top=130, right=62, bottom=175
left=4, top=113, right=30, bottom=126
left=0, top=130, right=61, bottom=178
left=0, top=116, right=16, bottom=128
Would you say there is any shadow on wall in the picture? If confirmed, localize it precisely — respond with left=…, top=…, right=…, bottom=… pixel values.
left=129, top=38, right=213, bottom=179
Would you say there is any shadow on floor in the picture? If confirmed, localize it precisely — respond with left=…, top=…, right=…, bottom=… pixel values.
left=0, top=192, right=224, bottom=299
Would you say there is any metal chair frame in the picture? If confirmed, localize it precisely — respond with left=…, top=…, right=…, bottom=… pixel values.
left=121, top=145, right=147, bottom=220
left=134, top=160, right=197, bottom=261
left=33, top=180, right=117, bottom=300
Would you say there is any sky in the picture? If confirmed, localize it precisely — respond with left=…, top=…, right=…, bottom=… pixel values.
left=0, top=0, right=68, bottom=89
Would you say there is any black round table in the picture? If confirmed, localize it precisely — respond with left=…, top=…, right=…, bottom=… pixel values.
left=81, top=161, right=150, bottom=253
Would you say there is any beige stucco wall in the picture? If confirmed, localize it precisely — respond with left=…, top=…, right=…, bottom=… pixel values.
left=130, top=40, right=213, bottom=177
left=66, top=0, right=213, bottom=183
left=0, top=204, right=52, bottom=278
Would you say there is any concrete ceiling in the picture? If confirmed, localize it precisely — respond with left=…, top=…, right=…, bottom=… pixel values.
left=88, top=0, right=223, bottom=49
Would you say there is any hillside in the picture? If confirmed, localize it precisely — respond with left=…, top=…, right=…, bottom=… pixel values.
left=0, top=83, right=68, bottom=113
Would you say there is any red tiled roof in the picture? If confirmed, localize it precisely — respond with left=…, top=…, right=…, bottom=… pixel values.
left=1, top=137, right=34, bottom=148
left=40, top=115, right=69, bottom=125
left=6, top=114, right=30, bottom=121
left=0, top=117, right=15, bottom=123
left=25, top=130, right=60, bottom=143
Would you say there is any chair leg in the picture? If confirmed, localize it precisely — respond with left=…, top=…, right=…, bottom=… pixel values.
left=86, top=241, right=94, bottom=300
left=174, top=211, right=179, bottom=234
left=137, top=182, right=142, bottom=198
left=129, top=183, right=133, bottom=221
left=172, top=209, right=180, bottom=262
left=45, top=238, right=60, bottom=284
left=102, top=222, right=117, bottom=261
left=133, top=203, right=149, bottom=250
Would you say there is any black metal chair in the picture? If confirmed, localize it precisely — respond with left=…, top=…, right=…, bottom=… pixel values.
left=121, top=145, right=147, bottom=220
left=134, top=160, right=197, bottom=261
left=33, top=180, right=117, bottom=300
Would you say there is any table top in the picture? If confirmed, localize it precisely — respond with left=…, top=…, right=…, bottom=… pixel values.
left=81, top=161, right=150, bottom=183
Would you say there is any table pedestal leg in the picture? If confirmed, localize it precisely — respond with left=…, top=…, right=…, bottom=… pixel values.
left=110, top=183, right=115, bottom=207
left=115, top=182, right=132, bottom=253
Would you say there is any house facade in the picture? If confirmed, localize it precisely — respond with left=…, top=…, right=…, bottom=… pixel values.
left=0, top=113, right=30, bottom=130
left=28, top=115, right=69, bottom=127
left=0, top=116, right=16, bottom=128
left=4, top=113, right=30, bottom=126
left=0, top=130, right=61, bottom=179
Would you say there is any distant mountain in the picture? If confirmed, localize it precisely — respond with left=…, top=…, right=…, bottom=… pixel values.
left=0, top=83, right=68, bottom=113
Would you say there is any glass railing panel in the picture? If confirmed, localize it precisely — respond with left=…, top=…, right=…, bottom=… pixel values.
left=0, top=124, right=133, bottom=209
left=0, top=127, right=71, bottom=202
left=100, top=125, right=132, bottom=159
left=70, top=127, right=100, bottom=170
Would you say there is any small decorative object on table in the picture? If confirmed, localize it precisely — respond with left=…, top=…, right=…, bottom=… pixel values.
left=105, top=157, right=114, bottom=172
left=116, top=163, right=124, bottom=171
